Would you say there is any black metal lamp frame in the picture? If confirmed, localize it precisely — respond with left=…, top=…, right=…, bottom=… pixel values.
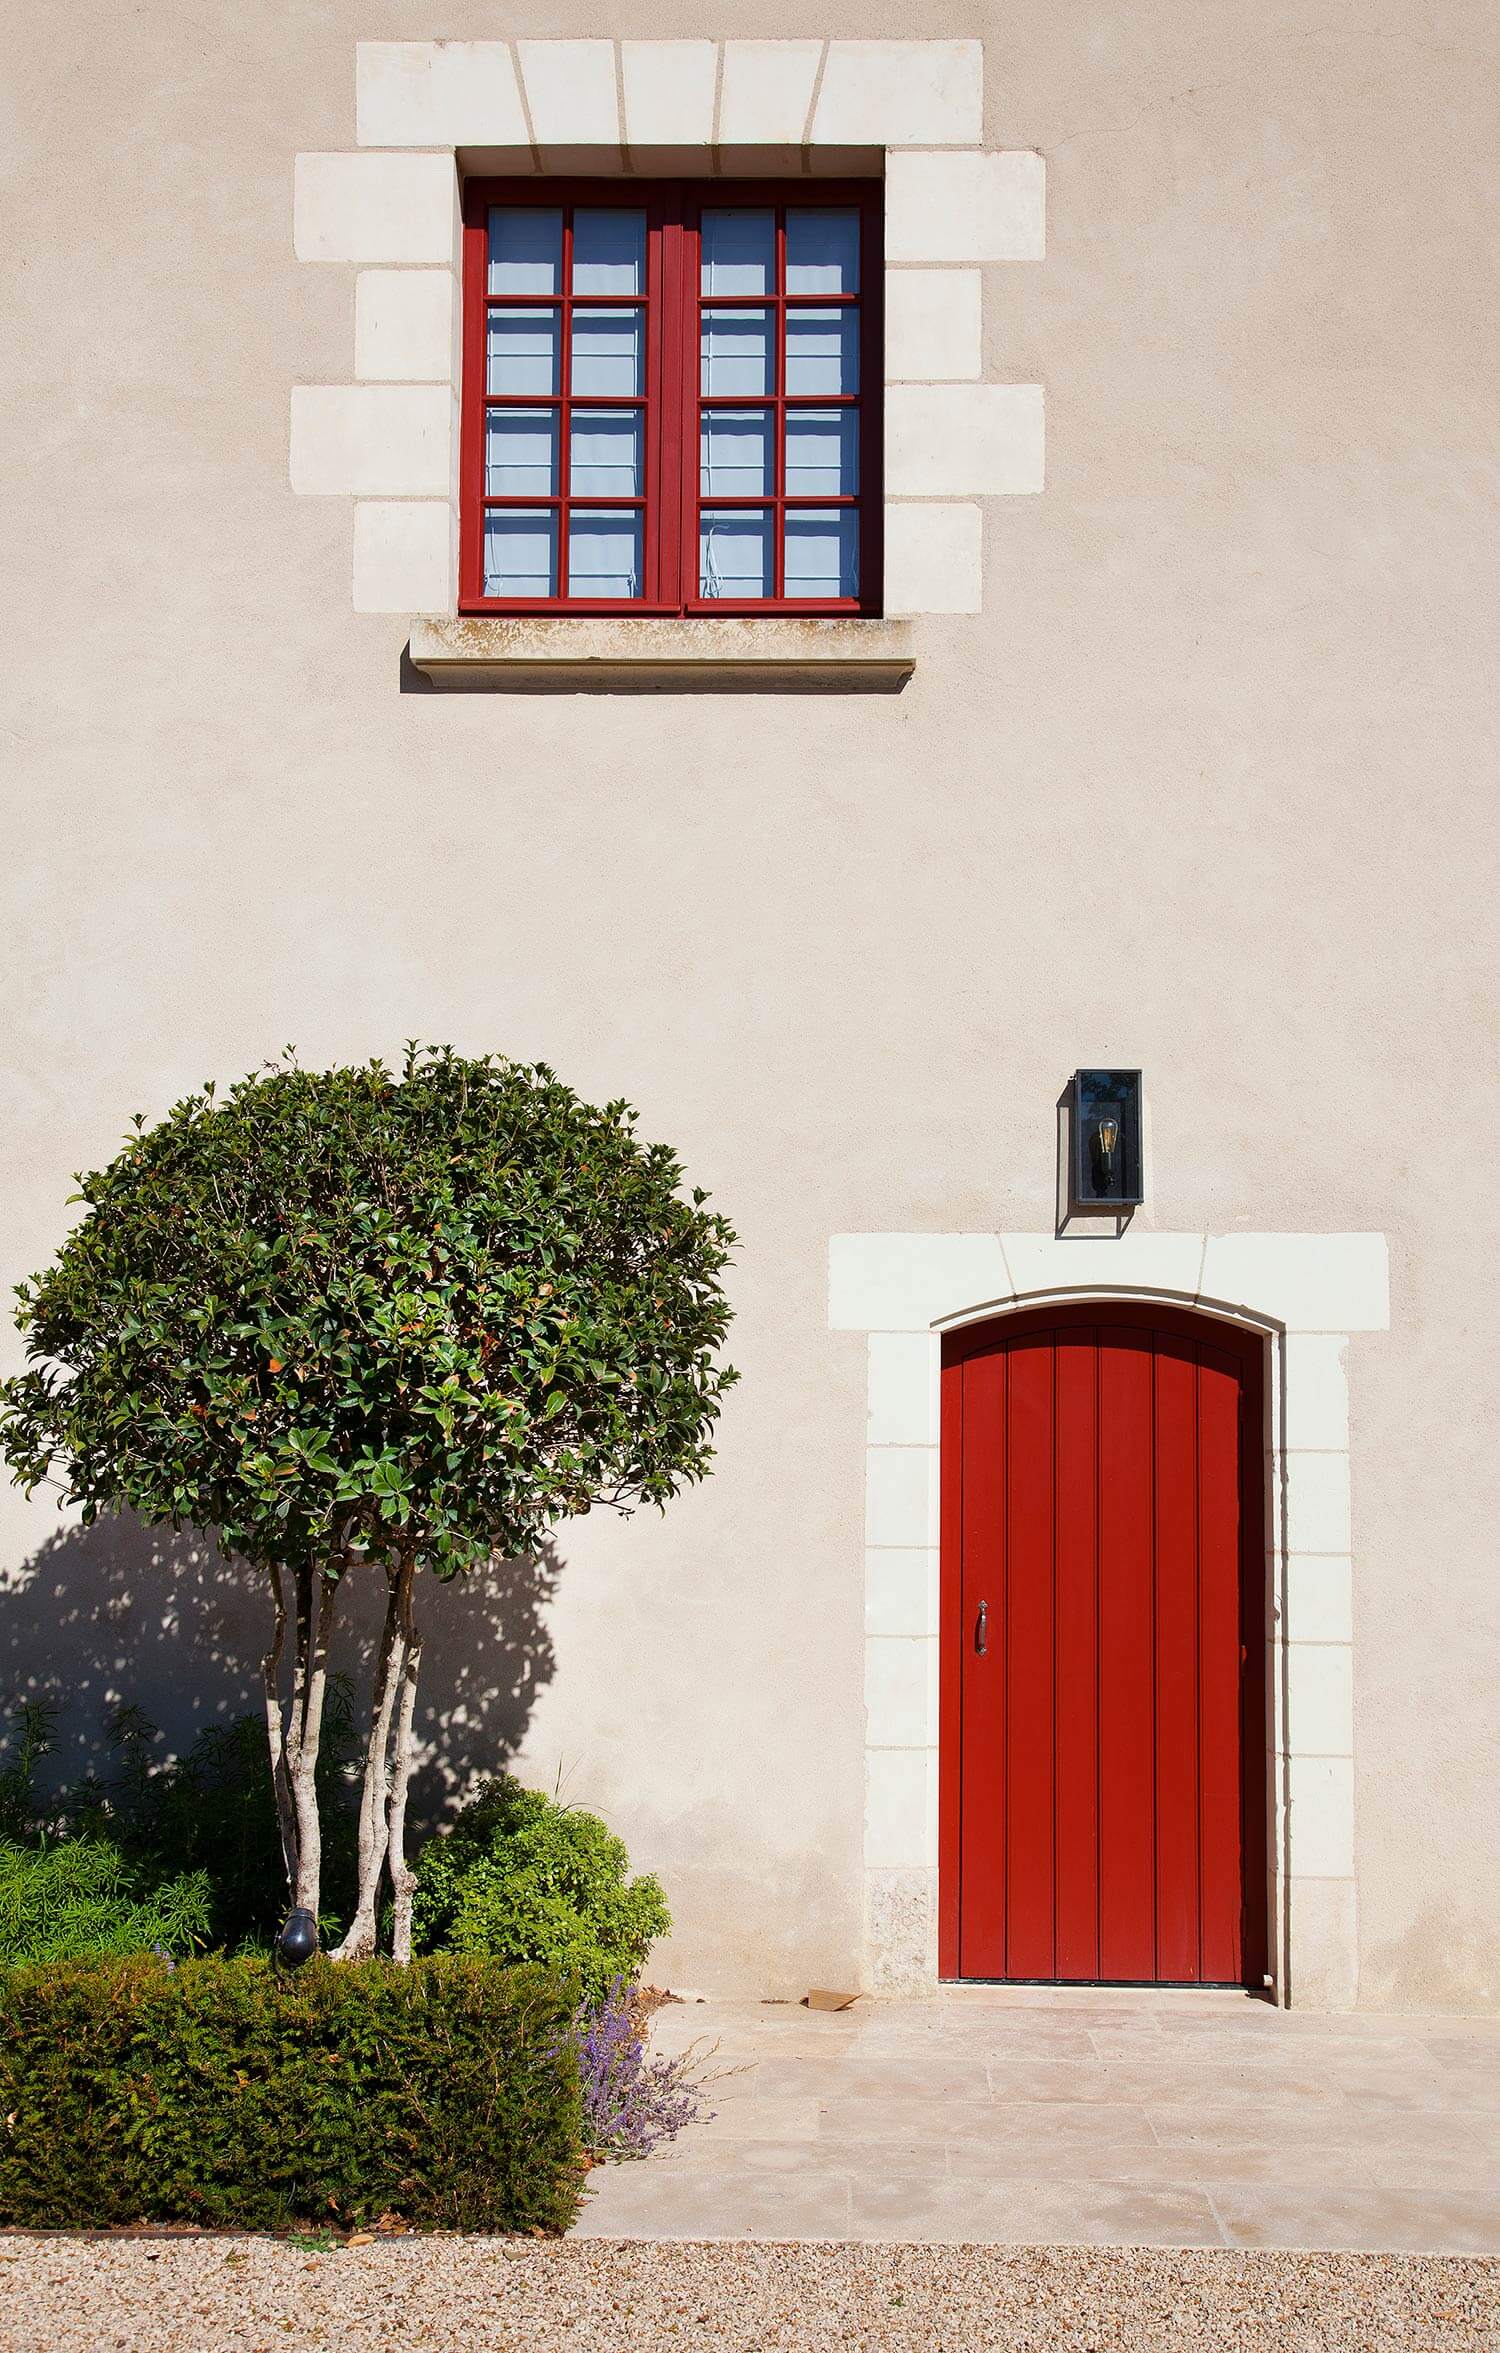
left=1069, top=1069, right=1144, bottom=1209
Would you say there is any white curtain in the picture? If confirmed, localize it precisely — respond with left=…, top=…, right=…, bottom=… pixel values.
left=700, top=512, right=771, bottom=599
left=569, top=512, right=641, bottom=598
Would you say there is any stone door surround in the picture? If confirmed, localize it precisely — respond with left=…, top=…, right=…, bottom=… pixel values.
left=828, top=1230, right=1390, bottom=2008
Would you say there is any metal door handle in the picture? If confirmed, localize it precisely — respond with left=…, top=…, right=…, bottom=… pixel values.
left=975, top=1600, right=988, bottom=1656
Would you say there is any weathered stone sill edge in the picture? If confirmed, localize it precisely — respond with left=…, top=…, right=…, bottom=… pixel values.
left=408, top=615, right=917, bottom=682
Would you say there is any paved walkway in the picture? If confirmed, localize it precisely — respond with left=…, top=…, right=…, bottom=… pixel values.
left=578, top=1985, right=1500, bottom=2252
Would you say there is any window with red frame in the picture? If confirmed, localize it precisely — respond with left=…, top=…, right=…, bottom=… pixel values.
left=460, top=182, right=882, bottom=615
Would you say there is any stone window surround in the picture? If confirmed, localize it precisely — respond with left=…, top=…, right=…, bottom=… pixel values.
left=828, top=1230, right=1391, bottom=2009
left=289, top=38, right=1045, bottom=650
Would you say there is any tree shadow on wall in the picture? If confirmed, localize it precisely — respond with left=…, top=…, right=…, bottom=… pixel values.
left=0, top=1513, right=559, bottom=1833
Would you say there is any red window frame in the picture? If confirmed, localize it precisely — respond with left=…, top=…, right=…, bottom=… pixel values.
left=460, top=179, right=884, bottom=617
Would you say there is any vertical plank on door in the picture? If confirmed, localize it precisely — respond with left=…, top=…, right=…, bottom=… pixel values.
left=1154, top=1339, right=1202, bottom=1979
left=1005, top=1334, right=1056, bottom=1977
left=958, top=1347, right=1007, bottom=1978
left=1053, top=1327, right=1100, bottom=1979
left=938, top=1355, right=964, bottom=1978
left=1198, top=1341, right=1246, bottom=1982
left=1098, top=1326, right=1156, bottom=1979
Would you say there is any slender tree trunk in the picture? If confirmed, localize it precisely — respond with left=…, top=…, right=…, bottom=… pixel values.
left=387, top=1577, right=423, bottom=1965
left=284, top=1560, right=310, bottom=1790
left=329, top=1552, right=424, bottom=1964
left=291, top=1558, right=337, bottom=1919
left=260, top=1562, right=298, bottom=1887
left=329, top=1562, right=404, bottom=1961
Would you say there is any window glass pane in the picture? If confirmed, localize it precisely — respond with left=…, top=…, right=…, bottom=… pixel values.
left=487, top=308, right=560, bottom=395
left=700, top=409, right=773, bottom=496
left=573, top=209, right=645, bottom=295
left=700, top=210, right=775, bottom=295
left=485, top=409, right=559, bottom=495
left=571, top=307, right=643, bottom=395
left=570, top=410, right=643, bottom=496
left=784, top=409, right=858, bottom=497
left=568, top=510, right=642, bottom=598
left=484, top=510, right=557, bottom=597
left=488, top=208, right=563, bottom=295
left=786, top=208, right=860, bottom=294
left=785, top=307, right=858, bottom=395
left=785, top=510, right=859, bottom=598
left=700, top=510, right=772, bottom=599
left=701, top=308, right=773, bottom=397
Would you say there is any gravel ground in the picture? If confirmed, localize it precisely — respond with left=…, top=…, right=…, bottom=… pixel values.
left=0, top=2238, right=1494, bottom=2352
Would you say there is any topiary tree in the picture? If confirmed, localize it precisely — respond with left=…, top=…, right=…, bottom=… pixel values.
left=0, top=1047, right=737, bottom=1960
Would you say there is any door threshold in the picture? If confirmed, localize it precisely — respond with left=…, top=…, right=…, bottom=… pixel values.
left=943, top=1977, right=1256, bottom=1990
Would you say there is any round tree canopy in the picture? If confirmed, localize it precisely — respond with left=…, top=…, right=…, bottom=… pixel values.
left=1, top=1047, right=738, bottom=1576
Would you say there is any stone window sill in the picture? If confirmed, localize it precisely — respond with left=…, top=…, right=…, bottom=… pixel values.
left=406, top=616, right=916, bottom=690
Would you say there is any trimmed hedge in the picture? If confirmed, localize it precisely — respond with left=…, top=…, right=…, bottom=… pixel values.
left=0, top=1953, right=583, bottom=2234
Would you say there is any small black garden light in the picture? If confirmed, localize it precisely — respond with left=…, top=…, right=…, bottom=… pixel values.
left=276, top=1907, right=320, bottom=1969
left=1070, top=1069, right=1144, bottom=1209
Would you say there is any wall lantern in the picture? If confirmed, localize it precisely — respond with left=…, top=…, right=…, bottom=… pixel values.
left=1070, top=1069, right=1144, bottom=1209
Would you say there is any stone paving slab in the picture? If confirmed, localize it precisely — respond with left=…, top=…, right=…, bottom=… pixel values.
left=577, top=1988, right=1500, bottom=2251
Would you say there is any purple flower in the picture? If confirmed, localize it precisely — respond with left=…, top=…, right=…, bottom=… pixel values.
left=559, top=1978, right=716, bottom=2162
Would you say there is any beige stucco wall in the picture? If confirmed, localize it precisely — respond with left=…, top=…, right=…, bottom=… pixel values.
left=3, top=0, right=1497, bottom=2010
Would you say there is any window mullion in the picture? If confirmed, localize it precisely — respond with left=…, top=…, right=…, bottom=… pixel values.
left=659, top=196, right=685, bottom=614
left=556, top=207, right=573, bottom=601
left=773, top=206, right=787, bottom=603
left=678, top=196, right=696, bottom=617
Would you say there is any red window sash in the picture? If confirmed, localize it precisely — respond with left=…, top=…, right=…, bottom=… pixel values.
left=460, top=178, right=884, bottom=618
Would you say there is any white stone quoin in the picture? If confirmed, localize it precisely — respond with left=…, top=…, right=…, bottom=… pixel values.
left=885, top=385, right=1046, bottom=497
left=293, top=152, right=456, bottom=265
left=621, top=41, right=719, bottom=147
left=882, top=504, right=984, bottom=616
left=885, top=269, right=984, bottom=383
left=884, top=149, right=1047, bottom=262
left=718, top=40, right=824, bottom=144
left=352, top=502, right=455, bottom=615
left=355, top=42, right=529, bottom=149
left=831, top=1229, right=1389, bottom=2009
left=517, top=40, right=621, bottom=150
left=354, top=271, right=454, bottom=384
left=289, top=385, right=452, bottom=499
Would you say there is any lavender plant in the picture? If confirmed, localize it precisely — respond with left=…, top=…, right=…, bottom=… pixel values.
left=566, top=1979, right=717, bottom=2161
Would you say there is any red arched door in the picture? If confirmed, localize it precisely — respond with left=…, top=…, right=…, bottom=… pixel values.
left=939, top=1305, right=1267, bottom=1985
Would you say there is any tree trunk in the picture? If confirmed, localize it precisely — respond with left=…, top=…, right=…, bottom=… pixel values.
left=387, top=1584, right=424, bottom=1965
left=329, top=1561, right=405, bottom=1962
left=260, top=1561, right=298, bottom=1886
left=328, top=1553, right=424, bottom=1964
left=291, top=1559, right=337, bottom=1919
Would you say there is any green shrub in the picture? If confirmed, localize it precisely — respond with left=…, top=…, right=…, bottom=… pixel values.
left=0, top=1700, right=54, bottom=1842
left=0, top=1953, right=583, bottom=2233
left=0, top=1694, right=358, bottom=1953
left=0, top=1837, right=210, bottom=1964
left=412, top=1776, right=670, bottom=2002
left=96, top=1697, right=359, bottom=1950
